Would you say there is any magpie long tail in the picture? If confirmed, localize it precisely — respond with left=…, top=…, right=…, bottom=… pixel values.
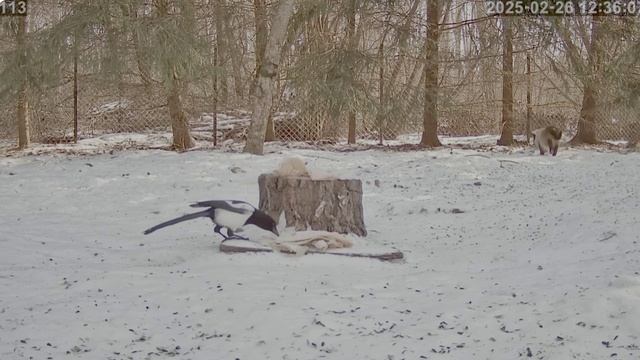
left=143, top=210, right=211, bottom=234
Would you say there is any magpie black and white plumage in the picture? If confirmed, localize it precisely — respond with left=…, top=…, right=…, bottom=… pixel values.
left=143, top=200, right=279, bottom=240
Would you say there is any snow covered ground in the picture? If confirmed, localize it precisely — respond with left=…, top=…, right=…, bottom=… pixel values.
left=1, top=145, right=639, bottom=359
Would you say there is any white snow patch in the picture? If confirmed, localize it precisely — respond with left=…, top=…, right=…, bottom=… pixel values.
left=1, top=147, right=639, bottom=359
left=89, top=100, right=131, bottom=115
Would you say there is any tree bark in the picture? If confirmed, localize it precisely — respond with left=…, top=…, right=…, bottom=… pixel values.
left=575, top=83, right=598, bottom=144
left=212, top=25, right=219, bottom=146
left=254, top=0, right=276, bottom=142
left=551, top=16, right=602, bottom=144
left=258, top=174, right=367, bottom=236
left=244, top=0, right=295, bottom=155
left=420, top=0, right=442, bottom=147
left=346, top=0, right=357, bottom=144
left=155, top=0, right=194, bottom=151
left=16, top=77, right=30, bottom=149
left=131, top=4, right=153, bottom=89
left=224, top=13, right=244, bottom=99
left=497, top=17, right=513, bottom=146
left=526, top=52, right=532, bottom=143
left=252, top=0, right=268, bottom=95
left=378, top=38, right=385, bottom=145
left=213, top=0, right=229, bottom=104
left=376, top=1, right=393, bottom=144
left=347, top=112, right=357, bottom=144
left=73, top=40, right=78, bottom=143
left=265, top=112, right=276, bottom=141
left=16, top=16, right=30, bottom=149
left=167, top=74, right=194, bottom=150
left=571, top=16, right=602, bottom=145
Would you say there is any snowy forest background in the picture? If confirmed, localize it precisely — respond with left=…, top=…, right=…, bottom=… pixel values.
left=1, top=0, right=640, bottom=152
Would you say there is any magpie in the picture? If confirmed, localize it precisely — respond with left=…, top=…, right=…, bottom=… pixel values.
left=143, top=200, right=279, bottom=241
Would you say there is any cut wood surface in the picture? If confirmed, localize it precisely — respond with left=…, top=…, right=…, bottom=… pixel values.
left=220, top=239, right=403, bottom=261
left=258, top=174, right=367, bottom=236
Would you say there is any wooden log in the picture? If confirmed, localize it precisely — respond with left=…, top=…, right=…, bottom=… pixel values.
left=258, top=174, right=367, bottom=236
left=220, top=240, right=402, bottom=261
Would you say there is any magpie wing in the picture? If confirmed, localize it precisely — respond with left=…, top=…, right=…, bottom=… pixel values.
left=190, top=200, right=254, bottom=214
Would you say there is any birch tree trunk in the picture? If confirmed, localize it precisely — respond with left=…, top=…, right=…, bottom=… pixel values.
left=420, top=0, right=442, bottom=147
left=497, top=17, right=514, bottom=146
left=244, top=0, right=295, bottom=155
left=16, top=16, right=30, bottom=149
left=253, top=0, right=276, bottom=142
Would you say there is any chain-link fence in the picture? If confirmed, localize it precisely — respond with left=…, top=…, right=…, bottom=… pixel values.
left=1, top=48, right=639, bottom=150
left=2, top=0, right=639, bottom=151
left=2, top=71, right=639, bottom=151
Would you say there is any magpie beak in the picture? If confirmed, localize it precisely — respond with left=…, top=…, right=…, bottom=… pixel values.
left=143, top=200, right=279, bottom=240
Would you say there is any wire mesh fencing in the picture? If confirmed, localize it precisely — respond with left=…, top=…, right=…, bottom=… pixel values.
left=1, top=76, right=639, bottom=150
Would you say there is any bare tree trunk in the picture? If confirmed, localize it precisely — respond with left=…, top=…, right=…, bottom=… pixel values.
left=265, top=113, right=276, bottom=141
left=526, top=52, right=532, bottom=143
left=377, top=2, right=393, bottom=144
left=130, top=3, right=153, bottom=89
left=346, top=0, right=357, bottom=144
left=571, top=16, right=601, bottom=145
left=497, top=17, right=513, bottom=146
left=252, top=0, right=268, bottom=95
left=213, top=0, right=229, bottom=104
left=167, top=74, right=194, bottom=150
left=378, top=39, right=385, bottom=145
left=551, top=16, right=602, bottom=144
left=156, top=0, right=194, bottom=150
left=253, top=0, right=277, bottom=142
left=224, top=16, right=244, bottom=99
left=347, top=112, right=357, bottom=144
left=476, top=2, right=497, bottom=114
left=420, top=0, right=442, bottom=147
left=16, top=16, right=30, bottom=149
left=16, top=80, right=30, bottom=149
left=73, top=40, right=78, bottom=143
left=575, top=83, right=598, bottom=144
left=212, top=27, right=219, bottom=146
left=244, top=0, right=295, bottom=155
left=454, top=6, right=463, bottom=78
left=205, top=1, right=218, bottom=145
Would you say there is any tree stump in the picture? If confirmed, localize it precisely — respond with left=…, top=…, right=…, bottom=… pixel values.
left=258, top=174, right=367, bottom=236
